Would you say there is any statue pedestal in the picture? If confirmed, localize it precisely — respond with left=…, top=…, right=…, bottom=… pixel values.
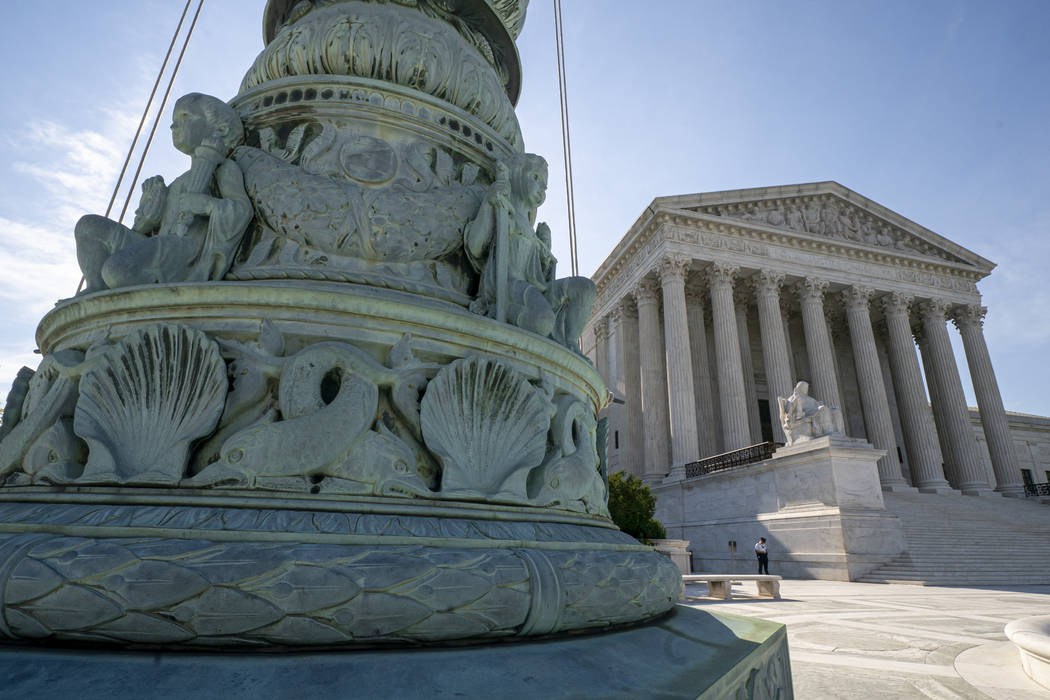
left=652, top=538, right=693, bottom=574
left=0, top=606, right=790, bottom=699
left=770, top=435, right=892, bottom=512
left=654, top=436, right=906, bottom=580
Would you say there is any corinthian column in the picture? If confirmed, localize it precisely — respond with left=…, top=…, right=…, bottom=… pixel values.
left=754, top=270, right=792, bottom=444
left=918, top=299, right=992, bottom=495
left=735, top=285, right=762, bottom=443
left=658, top=255, right=700, bottom=474
left=635, top=277, right=670, bottom=481
left=954, top=305, right=1024, bottom=496
left=617, top=298, right=645, bottom=479
left=708, top=263, right=751, bottom=451
left=842, top=286, right=911, bottom=490
left=685, top=280, right=717, bottom=456
left=593, top=315, right=610, bottom=383
left=881, top=293, right=950, bottom=491
left=797, top=277, right=841, bottom=407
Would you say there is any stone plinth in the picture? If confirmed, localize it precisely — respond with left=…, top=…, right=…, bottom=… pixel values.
left=1005, top=615, right=1050, bottom=690
left=652, top=538, right=693, bottom=574
left=654, top=436, right=905, bottom=581
left=0, top=606, right=791, bottom=699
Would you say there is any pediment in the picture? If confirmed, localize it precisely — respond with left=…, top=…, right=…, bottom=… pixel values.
left=661, top=183, right=991, bottom=270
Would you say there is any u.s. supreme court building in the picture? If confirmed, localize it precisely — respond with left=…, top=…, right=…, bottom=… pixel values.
left=584, top=182, right=1050, bottom=581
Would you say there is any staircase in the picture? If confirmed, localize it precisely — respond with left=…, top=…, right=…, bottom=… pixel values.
left=856, top=491, right=1050, bottom=586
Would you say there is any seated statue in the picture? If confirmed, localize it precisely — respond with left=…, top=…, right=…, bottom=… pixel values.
left=463, top=153, right=595, bottom=351
left=777, top=381, right=845, bottom=445
left=75, top=93, right=253, bottom=293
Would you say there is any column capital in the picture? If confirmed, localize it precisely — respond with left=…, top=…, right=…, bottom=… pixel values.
left=827, top=311, right=850, bottom=340
left=733, top=280, right=755, bottom=309
left=796, top=276, right=829, bottom=304
left=754, top=269, right=785, bottom=299
left=881, top=291, right=914, bottom=317
left=684, top=278, right=707, bottom=305
left=609, top=303, right=624, bottom=325
left=911, top=319, right=926, bottom=345
left=619, top=295, right=638, bottom=318
left=918, top=298, right=951, bottom=323
left=593, top=316, right=610, bottom=342
left=657, top=254, right=691, bottom=285
left=952, top=304, right=987, bottom=330
left=708, top=262, right=739, bottom=288
left=633, top=276, right=661, bottom=306
left=841, top=285, right=874, bottom=313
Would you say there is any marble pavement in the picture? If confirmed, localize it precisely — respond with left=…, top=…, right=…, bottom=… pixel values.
left=684, top=579, right=1050, bottom=698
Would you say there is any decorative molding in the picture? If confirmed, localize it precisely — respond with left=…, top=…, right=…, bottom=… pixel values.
left=707, top=262, right=739, bottom=288
left=754, top=270, right=785, bottom=299
left=589, top=197, right=987, bottom=318
left=683, top=278, right=707, bottom=306
left=881, top=291, right=914, bottom=317
left=952, top=304, right=987, bottom=330
left=918, top=298, right=951, bottom=323
left=657, top=254, right=691, bottom=285
left=841, top=286, right=874, bottom=313
left=796, top=277, right=829, bottom=304
left=693, top=193, right=967, bottom=264
left=633, top=277, right=662, bottom=305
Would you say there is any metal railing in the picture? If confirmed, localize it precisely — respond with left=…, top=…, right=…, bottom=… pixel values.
left=684, top=441, right=782, bottom=479
left=1023, top=482, right=1050, bottom=497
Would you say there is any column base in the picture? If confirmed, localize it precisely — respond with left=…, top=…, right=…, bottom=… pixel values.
left=996, top=485, right=1027, bottom=498
left=664, top=466, right=687, bottom=483
left=917, top=483, right=958, bottom=495
left=960, top=486, right=1000, bottom=497
left=881, top=482, right=918, bottom=493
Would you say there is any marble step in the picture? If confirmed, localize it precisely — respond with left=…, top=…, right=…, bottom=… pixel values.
left=859, top=492, right=1050, bottom=585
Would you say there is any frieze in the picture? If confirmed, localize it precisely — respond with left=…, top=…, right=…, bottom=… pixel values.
left=692, top=193, right=968, bottom=265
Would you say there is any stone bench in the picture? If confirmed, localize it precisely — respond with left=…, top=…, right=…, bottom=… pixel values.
left=681, top=574, right=782, bottom=600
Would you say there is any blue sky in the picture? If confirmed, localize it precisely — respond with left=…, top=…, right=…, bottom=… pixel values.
left=1, top=1, right=1048, bottom=416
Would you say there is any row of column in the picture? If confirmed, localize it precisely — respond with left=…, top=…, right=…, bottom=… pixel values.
left=593, top=257, right=1024, bottom=496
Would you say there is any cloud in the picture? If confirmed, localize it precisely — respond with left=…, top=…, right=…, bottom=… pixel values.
left=12, top=120, right=126, bottom=227
left=0, top=108, right=140, bottom=406
left=979, top=221, right=1050, bottom=348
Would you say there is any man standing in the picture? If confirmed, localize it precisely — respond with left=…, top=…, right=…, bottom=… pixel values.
left=755, top=537, right=769, bottom=575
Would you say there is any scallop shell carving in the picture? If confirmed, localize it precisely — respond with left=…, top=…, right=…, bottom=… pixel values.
left=74, top=324, right=227, bottom=486
left=420, top=356, right=554, bottom=499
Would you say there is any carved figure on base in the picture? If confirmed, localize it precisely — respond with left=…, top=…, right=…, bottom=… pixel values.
left=74, top=93, right=253, bottom=293
left=464, top=154, right=595, bottom=351
left=777, top=380, right=845, bottom=445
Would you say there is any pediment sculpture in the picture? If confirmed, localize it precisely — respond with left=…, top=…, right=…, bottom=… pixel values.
left=694, top=196, right=966, bottom=264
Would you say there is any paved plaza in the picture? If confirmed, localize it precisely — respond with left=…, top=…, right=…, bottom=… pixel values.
left=682, top=579, right=1050, bottom=699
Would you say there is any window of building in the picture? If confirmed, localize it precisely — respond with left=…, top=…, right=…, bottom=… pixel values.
left=1021, top=469, right=1034, bottom=486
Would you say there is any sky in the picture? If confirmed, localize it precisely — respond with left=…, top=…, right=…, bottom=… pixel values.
left=0, top=1, right=1048, bottom=416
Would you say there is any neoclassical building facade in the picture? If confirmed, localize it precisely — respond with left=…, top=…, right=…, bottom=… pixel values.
left=584, top=182, right=1031, bottom=498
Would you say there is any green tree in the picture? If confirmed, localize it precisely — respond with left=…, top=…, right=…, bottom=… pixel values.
left=608, top=471, right=666, bottom=543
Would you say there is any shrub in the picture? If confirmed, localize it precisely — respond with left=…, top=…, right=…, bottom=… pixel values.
left=607, top=471, right=666, bottom=543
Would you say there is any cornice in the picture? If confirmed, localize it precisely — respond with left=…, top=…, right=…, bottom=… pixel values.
left=592, top=206, right=989, bottom=310
left=652, top=181, right=995, bottom=271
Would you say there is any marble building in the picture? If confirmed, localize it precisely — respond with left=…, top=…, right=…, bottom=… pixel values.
left=584, top=181, right=1031, bottom=498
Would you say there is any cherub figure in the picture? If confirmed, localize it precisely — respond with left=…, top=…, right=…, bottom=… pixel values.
left=74, top=93, right=253, bottom=293
left=464, top=153, right=595, bottom=351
